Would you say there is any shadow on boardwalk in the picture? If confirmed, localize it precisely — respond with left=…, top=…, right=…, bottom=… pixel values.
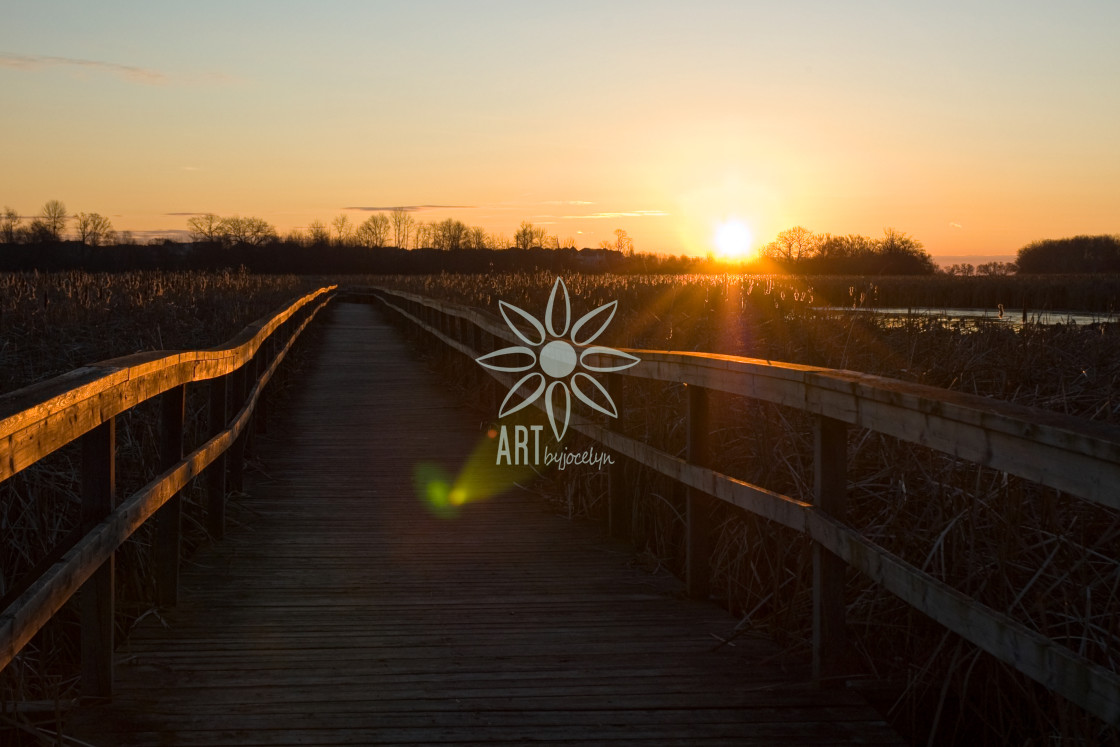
left=68, top=302, right=901, bottom=745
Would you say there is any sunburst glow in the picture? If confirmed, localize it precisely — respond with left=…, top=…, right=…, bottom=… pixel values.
left=714, top=219, right=754, bottom=261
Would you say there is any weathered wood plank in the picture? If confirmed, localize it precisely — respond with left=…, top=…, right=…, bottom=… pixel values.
left=68, top=302, right=901, bottom=746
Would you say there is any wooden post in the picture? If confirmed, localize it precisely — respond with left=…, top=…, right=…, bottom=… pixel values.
left=607, top=373, right=630, bottom=542
left=813, top=415, right=848, bottom=684
left=244, top=354, right=260, bottom=455
left=255, top=340, right=269, bottom=435
left=686, top=384, right=712, bottom=599
left=207, top=375, right=228, bottom=539
left=154, top=385, right=185, bottom=607
left=80, top=417, right=115, bottom=699
left=228, top=365, right=248, bottom=495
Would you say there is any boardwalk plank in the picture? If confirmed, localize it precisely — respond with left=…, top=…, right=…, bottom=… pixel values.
left=68, top=302, right=901, bottom=745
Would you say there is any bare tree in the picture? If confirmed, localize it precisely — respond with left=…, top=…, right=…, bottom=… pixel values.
left=243, top=217, right=277, bottom=245
left=532, top=225, right=550, bottom=248
left=817, top=233, right=875, bottom=260
left=390, top=207, right=415, bottom=249
left=187, top=213, right=223, bottom=242
left=0, top=207, right=21, bottom=243
left=355, top=213, right=390, bottom=248
left=763, top=226, right=819, bottom=262
left=331, top=214, right=353, bottom=246
left=514, top=221, right=534, bottom=250
left=412, top=221, right=433, bottom=249
left=74, top=212, right=116, bottom=246
left=37, top=200, right=68, bottom=241
left=464, top=225, right=488, bottom=250
left=613, top=228, right=633, bottom=255
left=307, top=220, right=330, bottom=246
left=216, top=215, right=275, bottom=246
left=431, top=218, right=467, bottom=250
left=488, top=232, right=508, bottom=250
left=219, top=216, right=249, bottom=244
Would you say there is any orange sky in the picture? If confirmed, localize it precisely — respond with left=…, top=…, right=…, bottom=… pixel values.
left=2, top=2, right=1118, bottom=262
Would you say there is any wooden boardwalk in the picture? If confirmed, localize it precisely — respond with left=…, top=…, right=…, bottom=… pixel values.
left=68, top=301, right=901, bottom=745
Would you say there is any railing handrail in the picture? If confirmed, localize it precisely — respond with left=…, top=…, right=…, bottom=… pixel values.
left=370, top=287, right=1120, bottom=510
left=369, top=285, right=1120, bottom=727
left=0, top=285, right=336, bottom=683
left=0, top=286, right=335, bottom=483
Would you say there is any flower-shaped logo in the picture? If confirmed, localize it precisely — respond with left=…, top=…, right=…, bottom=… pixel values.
left=476, top=277, right=640, bottom=442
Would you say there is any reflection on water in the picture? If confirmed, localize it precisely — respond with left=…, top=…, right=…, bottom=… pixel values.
left=815, top=306, right=1117, bottom=329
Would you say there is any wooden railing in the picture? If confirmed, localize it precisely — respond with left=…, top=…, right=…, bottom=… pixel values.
left=371, top=286, right=1120, bottom=728
left=0, top=286, right=335, bottom=696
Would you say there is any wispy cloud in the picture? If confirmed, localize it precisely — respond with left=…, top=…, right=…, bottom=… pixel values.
left=563, top=210, right=670, bottom=220
left=541, top=200, right=595, bottom=206
left=949, top=221, right=963, bottom=229
left=0, top=53, right=168, bottom=84
left=344, top=205, right=476, bottom=212
left=126, top=229, right=194, bottom=241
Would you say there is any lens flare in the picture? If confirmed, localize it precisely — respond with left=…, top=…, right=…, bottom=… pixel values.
left=412, top=418, right=539, bottom=518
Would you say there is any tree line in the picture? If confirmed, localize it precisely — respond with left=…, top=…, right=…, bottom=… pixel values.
left=187, top=209, right=583, bottom=252
left=758, top=226, right=937, bottom=274
left=1, top=200, right=120, bottom=246
left=1015, top=235, right=1120, bottom=273
left=6, top=198, right=1114, bottom=275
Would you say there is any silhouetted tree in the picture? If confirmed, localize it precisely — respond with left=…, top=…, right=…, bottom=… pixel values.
left=1016, top=235, right=1120, bottom=273
left=390, top=207, right=414, bottom=249
left=74, top=212, right=116, bottom=246
left=875, top=228, right=935, bottom=273
left=431, top=218, right=467, bottom=250
left=307, top=220, right=330, bottom=246
left=943, top=263, right=976, bottom=276
left=463, top=225, right=489, bottom=250
left=0, top=207, right=21, bottom=243
left=763, top=226, right=819, bottom=262
left=412, top=221, right=434, bottom=249
left=35, top=200, right=68, bottom=241
left=977, top=261, right=1016, bottom=276
left=332, top=214, right=353, bottom=245
left=514, top=221, right=536, bottom=250
left=356, top=213, right=390, bottom=248
left=219, top=215, right=276, bottom=246
left=187, top=213, right=223, bottom=242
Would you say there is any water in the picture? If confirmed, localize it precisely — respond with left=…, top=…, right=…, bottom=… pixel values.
left=815, top=306, right=1116, bottom=328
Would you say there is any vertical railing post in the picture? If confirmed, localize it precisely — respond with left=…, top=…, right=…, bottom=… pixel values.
left=228, top=363, right=248, bottom=495
left=80, top=417, right=115, bottom=699
left=607, top=373, right=630, bottom=542
left=686, top=384, right=712, bottom=599
left=154, top=385, right=185, bottom=607
left=243, top=352, right=260, bottom=456
left=255, top=337, right=270, bottom=435
left=471, top=323, right=482, bottom=356
left=813, top=415, right=848, bottom=684
left=207, top=374, right=228, bottom=540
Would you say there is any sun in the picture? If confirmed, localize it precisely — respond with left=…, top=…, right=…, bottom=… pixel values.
left=714, top=219, right=754, bottom=261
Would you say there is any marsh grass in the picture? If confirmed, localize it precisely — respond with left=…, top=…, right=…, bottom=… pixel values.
left=398, top=272, right=1120, bottom=746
